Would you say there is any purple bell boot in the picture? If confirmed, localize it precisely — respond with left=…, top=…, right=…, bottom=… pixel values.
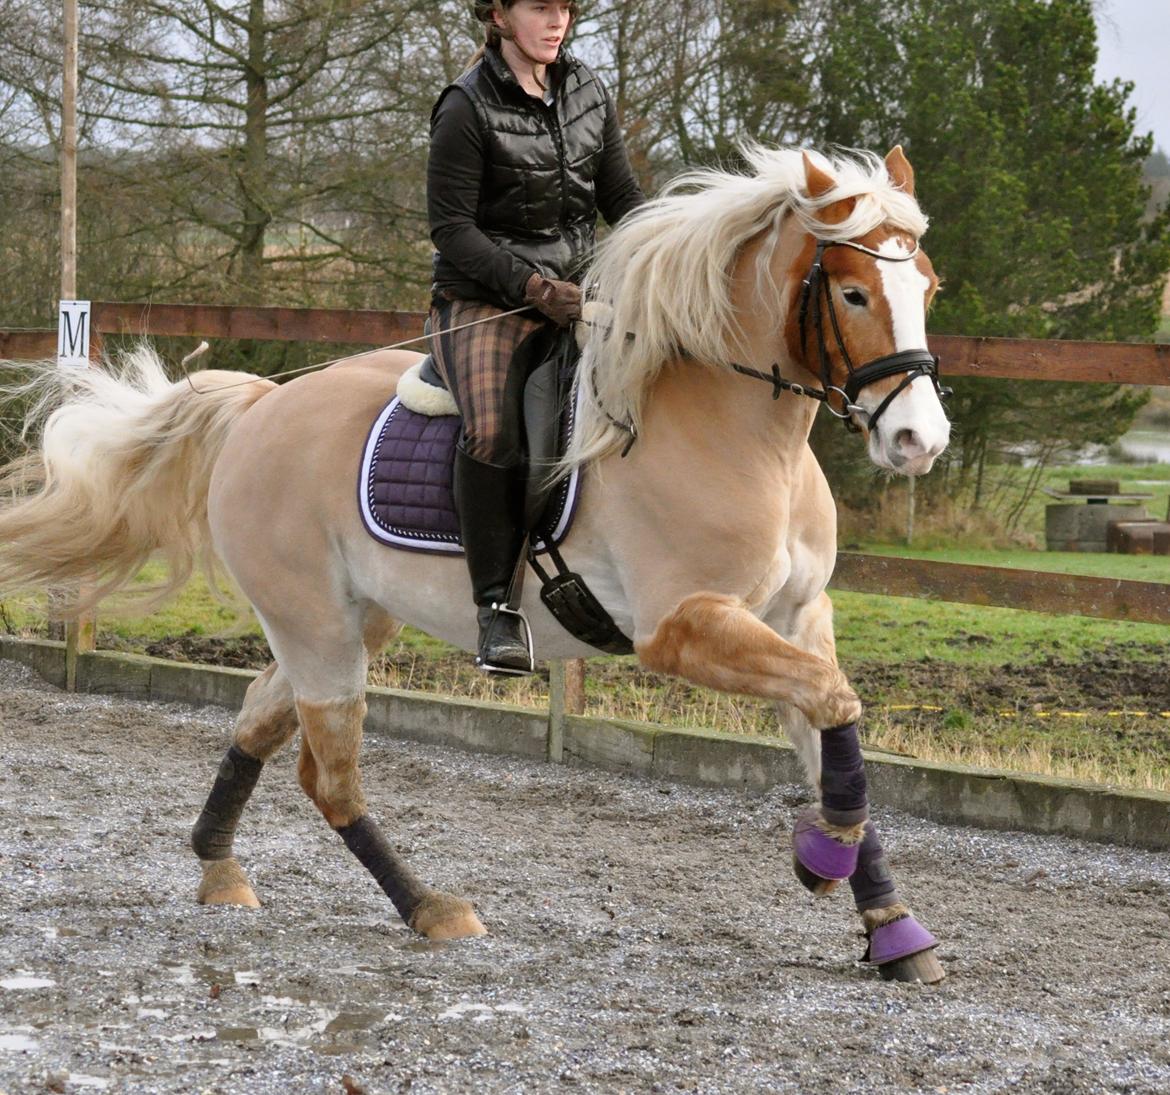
left=864, top=914, right=938, bottom=966
left=793, top=808, right=860, bottom=881
left=849, top=822, right=938, bottom=969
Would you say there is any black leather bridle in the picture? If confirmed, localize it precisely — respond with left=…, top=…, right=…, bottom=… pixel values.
left=731, top=237, right=951, bottom=434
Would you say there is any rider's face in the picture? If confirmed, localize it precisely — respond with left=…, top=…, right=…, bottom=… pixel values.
left=497, top=1, right=573, bottom=65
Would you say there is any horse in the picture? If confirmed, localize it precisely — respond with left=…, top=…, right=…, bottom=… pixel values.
left=0, top=145, right=951, bottom=982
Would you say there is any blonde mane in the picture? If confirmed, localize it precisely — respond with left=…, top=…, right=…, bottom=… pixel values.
left=565, top=145, right=929, bottom=470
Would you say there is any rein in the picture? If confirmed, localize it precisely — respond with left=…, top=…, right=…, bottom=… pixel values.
left=181, top=305, right=535, bottom=395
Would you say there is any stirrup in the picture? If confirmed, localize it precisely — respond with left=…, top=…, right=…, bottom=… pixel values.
left=475, top=602, right=535, bottom=677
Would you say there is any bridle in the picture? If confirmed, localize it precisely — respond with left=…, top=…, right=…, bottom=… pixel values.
left=731, top=237, right=951, bottom=434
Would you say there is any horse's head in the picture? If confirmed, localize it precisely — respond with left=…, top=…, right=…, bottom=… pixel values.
left=779, top=148, right=951, bottom=476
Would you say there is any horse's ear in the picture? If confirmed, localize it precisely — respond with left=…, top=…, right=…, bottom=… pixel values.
left=802, top=151, right=837, bottom=199
left=803, top=151, right=856, bottom=225
left=885, top=145, right=915, bottom=196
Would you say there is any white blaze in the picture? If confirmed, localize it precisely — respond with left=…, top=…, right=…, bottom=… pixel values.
left=859, top=238, right=951, bottom=475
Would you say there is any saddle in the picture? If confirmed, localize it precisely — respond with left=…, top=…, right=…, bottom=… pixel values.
left=357, top=329, right=632, bottom=656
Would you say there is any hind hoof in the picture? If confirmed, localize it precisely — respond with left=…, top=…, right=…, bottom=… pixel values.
left=197, top=858, right=260, bottom=909
left=410, top=891, right=487, bottom=941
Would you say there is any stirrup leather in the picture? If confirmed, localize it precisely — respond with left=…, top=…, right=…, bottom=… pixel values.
left=475, top=602, right=535, bottom=676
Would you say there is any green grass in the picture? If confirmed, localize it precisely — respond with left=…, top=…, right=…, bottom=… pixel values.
left=4, top=543, right=1169, bottom=792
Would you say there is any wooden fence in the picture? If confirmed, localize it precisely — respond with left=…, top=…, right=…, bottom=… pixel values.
left=4, top=302, right=1170, bottom=646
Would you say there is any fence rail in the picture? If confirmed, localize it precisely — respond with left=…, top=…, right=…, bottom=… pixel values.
left=4, top=303, right=1169, bottom=634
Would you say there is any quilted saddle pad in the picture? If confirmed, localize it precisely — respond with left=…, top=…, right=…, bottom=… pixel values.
left=357, top=397, right=581, bottom=556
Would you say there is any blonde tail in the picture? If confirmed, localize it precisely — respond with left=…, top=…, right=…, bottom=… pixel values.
left=0, top=346, right=275, bottom=615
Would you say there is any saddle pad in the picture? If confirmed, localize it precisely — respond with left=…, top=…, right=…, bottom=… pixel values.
left=357, top=398, right=581, bottom=555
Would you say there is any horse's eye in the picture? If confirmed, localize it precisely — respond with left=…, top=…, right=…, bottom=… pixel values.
left=843, top=288, right=868, bottom=307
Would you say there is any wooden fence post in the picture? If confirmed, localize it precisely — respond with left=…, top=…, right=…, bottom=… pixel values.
left=547, top=660, right=567, bottom=763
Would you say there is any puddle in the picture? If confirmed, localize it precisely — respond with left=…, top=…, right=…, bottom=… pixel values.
left=215, top=1026, right=260, bottom=1043
left=0, top=975, right=56, bottom=990
left=325, top=1009, right=385, bottom=1034
left=37, top=926, right=81, bottom=940
left=0, top=1032, right=38, bottom=1051
left=439, top=1001, right=527, bottom=1022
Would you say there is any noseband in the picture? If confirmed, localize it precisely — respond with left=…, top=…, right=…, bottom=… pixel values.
left=732, top=237, right=951, bottom=434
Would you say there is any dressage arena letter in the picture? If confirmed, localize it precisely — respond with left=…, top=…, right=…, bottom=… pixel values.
left=57, top=300, right=91, bottom=368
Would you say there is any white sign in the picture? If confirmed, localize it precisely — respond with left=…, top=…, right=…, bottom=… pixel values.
left=57, top=299, right=91, bottom=368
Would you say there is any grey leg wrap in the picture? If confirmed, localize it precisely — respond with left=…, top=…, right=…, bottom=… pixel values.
left=191, top=746, right=263, bottom=860
left=819, top=721, right=869, bottom=827
left=336, top=815, right=429, bottom=926
left=848, top=821, right=900, bottom=911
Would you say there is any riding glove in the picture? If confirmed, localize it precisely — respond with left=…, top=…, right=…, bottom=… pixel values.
left=524, top=273, right=583, bottom=327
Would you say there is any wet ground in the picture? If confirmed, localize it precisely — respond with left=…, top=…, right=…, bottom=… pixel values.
left=2, top=657, right=1170, bottom=1094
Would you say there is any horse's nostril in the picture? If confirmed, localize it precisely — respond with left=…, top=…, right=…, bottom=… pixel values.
left=894, top=428, right=922, bottom=455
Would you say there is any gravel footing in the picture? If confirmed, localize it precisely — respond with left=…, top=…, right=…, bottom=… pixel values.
left=1, top=659, right=1169, bottom=1094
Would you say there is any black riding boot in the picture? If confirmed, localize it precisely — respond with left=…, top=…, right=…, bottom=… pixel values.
left=453, top=447, right=533, bottom=675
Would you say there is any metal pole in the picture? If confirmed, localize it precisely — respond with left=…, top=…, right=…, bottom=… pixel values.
left=61, top=0, right=95, bottom=689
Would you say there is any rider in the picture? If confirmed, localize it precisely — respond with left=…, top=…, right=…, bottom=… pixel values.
left=428, top=0, right=645, bottom=674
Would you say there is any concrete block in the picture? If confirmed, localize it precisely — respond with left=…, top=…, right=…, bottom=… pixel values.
left=77, top=650, right=153, bottom=697
left=864, top=752, right=1170, bottom=850
left=0, top=637, right=67, bottom=688
left=365, top=687, right=547, bottom=759
left=563, top=715, right=655, bottom=775
left=150, top=660, right=257, bottom=709
left=653, top=726, right=804, bottom=791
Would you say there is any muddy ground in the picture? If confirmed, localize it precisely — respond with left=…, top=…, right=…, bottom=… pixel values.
left=2, top=658, right=1170, bottom=1095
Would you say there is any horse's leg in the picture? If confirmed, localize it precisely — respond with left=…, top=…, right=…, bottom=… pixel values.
left=291, top=609, right=486, bottom=941
left=192, top=661, right=300, bottom=907
left=639, top=591, right=942, bottom=981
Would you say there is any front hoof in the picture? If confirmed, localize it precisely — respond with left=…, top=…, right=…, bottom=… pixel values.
left=410, top=891, right=487, bottom=941
left=864, top=911, right=944, bottom=984
left=197, top=858, right=260, bottom=909
left=792, top=810, right=861, bottom=887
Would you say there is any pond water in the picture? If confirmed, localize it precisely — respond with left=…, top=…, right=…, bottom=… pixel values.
left=1076, top=428, right=1170, bottom=465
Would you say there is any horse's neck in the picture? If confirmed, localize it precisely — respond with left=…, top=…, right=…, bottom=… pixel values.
left=640, top=359, right=818, bottom=472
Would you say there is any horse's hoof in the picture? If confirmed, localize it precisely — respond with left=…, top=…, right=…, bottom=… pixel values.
left=792, top=855, right=840, bottom=896
left=197, top=857, right=261, bottom=909
left=410, top=891, right=487, bottom=941
left=792, top=809, right=860, bottom=884
left=878, top=948, right=946, bottom=985
left=865, top=913, right=943, bottom=984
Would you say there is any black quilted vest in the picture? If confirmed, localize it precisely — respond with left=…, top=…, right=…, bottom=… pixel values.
left=434, top=47, right=608, bottom=289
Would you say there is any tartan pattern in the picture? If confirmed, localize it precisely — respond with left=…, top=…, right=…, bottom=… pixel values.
left=429, top=299, right=546, bottom=463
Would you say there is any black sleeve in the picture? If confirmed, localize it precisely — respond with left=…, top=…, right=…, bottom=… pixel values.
left=595, top=90, right=646, bottom=227
left=427, top=88, right=538, bottom=307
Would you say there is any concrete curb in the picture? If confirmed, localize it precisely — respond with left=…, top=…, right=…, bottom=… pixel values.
left=3, top=636, right=1168, bottom=851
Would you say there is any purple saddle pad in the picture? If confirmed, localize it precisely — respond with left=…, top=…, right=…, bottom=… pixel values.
left=357, top=398, right=580, bottom=556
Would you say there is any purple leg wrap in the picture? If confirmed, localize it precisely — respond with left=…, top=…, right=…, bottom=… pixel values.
left=793, top=808, right=860, bottom=881
left=848, top=822, right=900, bottom=911
left=865, top=914, right=937, bottom=966
left=819, top=722, right=868, bottom=827
left=336, top=815, right=429, bottom=926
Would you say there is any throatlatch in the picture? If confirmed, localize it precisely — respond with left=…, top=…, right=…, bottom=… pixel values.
left=191, top=745, right=263, bottom=861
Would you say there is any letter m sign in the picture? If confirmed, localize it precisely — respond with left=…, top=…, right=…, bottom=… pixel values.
left=58, top=300, right=91, bottom=368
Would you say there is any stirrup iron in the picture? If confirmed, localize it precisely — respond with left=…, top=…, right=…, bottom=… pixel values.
left=475, top=602, right=535, bottom=677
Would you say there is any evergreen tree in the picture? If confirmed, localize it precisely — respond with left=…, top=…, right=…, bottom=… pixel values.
left=805, top=0, right=1170, bottom=507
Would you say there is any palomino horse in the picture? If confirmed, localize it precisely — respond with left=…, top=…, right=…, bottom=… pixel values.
left=0, top=146, right=950, bottom=981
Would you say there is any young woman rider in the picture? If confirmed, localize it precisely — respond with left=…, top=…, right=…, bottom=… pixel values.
left=427, top=0, right=645, bottom=674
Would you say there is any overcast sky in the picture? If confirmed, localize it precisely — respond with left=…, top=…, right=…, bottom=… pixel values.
left=1095, top=0, right=1170, bottom=154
